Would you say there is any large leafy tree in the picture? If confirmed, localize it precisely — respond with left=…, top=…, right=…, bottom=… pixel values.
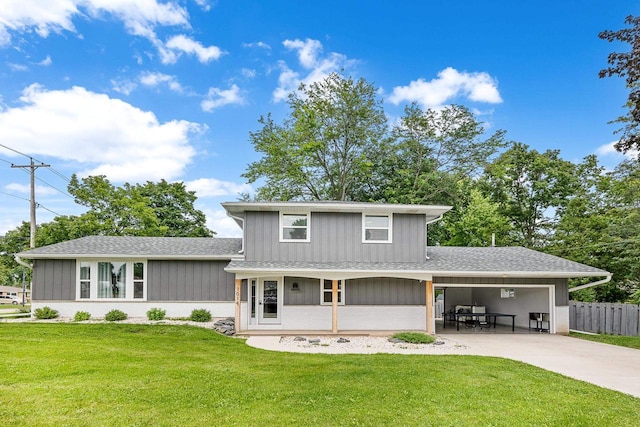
left=243, top=72, right=389, bottom=201
left=599, top=15, right=640, bottom=158
left=482, top=143, right=579, bottom=248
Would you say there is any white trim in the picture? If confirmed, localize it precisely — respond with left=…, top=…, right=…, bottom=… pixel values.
left=75, top=259, right=148, bottom=302
left=279, top=211, right=311, bottom=243
left=362, top=213, right=393, bottom=243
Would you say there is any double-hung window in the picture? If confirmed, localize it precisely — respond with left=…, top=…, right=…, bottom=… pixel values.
left=363, top=213, right=392, bottom=243
left=280, top=212, right=310, bottom=242
left=78, top=260, right=146, bottom=300
left=321, top=280, right=344, bottom=305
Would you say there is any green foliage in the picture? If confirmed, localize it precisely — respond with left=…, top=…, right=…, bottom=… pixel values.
left=74, top=311, right=91, bottom=321
left=391, top=332, right=435, bottom=344
left=570, top=332, right=640, bottom=350
left=189, top=308, right=212, bottom=322
left=146, top=307, right=166, bottom=321
left=244, top=72, right=389, bottom=201
left=104, top=309, right=128, bottom=322
left=33, top=306, right=59, bottom=319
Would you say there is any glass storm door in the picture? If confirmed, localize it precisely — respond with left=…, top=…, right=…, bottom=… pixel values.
left=259, top=279, right=281, bottom=324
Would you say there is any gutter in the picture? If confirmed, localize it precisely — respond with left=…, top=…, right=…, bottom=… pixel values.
left=226, top=213, right=245, bottom=254
left=568, top=274, right=612, bottom=293
left=14, top=254, right=32, bottom=270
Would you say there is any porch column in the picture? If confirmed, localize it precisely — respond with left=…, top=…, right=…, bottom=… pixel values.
left=234, top=279, right=242, bottom=333
left=332, top=279, right=339, bottom=333
left=425, top=279, right=434, bottom=334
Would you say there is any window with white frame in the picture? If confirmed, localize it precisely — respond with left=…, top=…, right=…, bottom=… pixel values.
left=280, top=212, right=310, bottom=242
left=321, top=280, right=344, bottom=305
left=77, top=260, right=146, bottom=300
left=363, top=214, right=392, bottom=243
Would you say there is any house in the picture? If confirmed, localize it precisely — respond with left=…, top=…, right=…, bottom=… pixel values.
left=0, top=285, right=31, bottom=302
left=16, top=201, right=610, bottom=334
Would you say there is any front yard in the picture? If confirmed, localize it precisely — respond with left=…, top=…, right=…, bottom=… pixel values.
left=1, top=324, right=638, bottom=426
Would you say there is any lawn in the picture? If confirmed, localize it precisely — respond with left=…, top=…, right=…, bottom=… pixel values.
left=570, top=332, right=640, bottom=350
left=1, top=324, right=639, bottom=426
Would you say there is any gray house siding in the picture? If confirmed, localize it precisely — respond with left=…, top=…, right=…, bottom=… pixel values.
left=147, top=260, right=236, bottom=301
left=434, top=276, right=568, bottom=306
left=32, top=259, right=76, bottom=300
left=284, top=276, right=320, bottom=305
left=245, top=211, right=426, bottom=263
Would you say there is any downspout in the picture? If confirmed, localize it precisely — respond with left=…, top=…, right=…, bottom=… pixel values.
left=227, top=213, right=245, bottom=254
left=15, top=254, right=32, bottom=270
left=424, top=214, right=443, bottom=260
left=568, top=274, right=612, bottom=293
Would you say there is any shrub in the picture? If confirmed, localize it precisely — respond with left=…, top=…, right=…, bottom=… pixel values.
left=391, top=332, right=435, bottom=344
left=34, top=306, right=59, bottom=320
left=74, top=311, right=91, bottom=321
left=190, top=308, right=212, bottom=322
left=146, top=307, right=166, bottom=321
left=105, top=309, right=128, bottom=322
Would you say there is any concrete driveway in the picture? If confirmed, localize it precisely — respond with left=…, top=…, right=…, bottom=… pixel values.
left=247, top=333, right=640, bottom=398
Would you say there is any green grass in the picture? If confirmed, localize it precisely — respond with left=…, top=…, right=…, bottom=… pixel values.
left=570, top=332, right=640, bottom=350
left=1, top=324, right=638, bottom=426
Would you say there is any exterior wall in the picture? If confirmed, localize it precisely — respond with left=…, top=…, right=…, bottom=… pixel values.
left=147, top=260, right=235, bottom=301
left=284, top=276, right=320, bottom=305
left=347, top=277, right=425, bottom=305
left=280, top=305, right=426, bottom=330
left=30, top=301, right=235, bottom=319
left=245, top=211, right=426, bottom=263
left=555, top=306, right=570, bottom=334
left=32, top=259, right=76, bottom=300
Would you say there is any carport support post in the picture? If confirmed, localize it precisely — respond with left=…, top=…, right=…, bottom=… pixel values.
left=234, top=279, right=242, bottom=333
left=426, top=280, right=434, bottom=334
left=332, top=279, right=339, bottom=333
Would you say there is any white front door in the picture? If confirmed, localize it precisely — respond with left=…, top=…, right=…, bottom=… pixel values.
left=258, top=279, right=282, bottom=324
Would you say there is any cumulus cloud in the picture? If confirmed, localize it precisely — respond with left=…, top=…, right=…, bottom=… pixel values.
left=0, top=84, right=202, bottom=182
left=388, top=67, right=503, bottom=108
left=595, top=141, right=639, bottom=161
left=37, top=55, right=52, bottom=66
left=203, top=208, right=243, bottom=237
left=163, top=34, right=224, bottom=64
left=185, top=177, right=252, bottom=198
left=273, top=38, right=355, bottom=102
left=139, top=71, right=182, bottom=92
left=201, top=84, right=244, bottom=112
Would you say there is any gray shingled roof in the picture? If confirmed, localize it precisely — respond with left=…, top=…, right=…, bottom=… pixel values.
left=226, top=247, right=608, bottom=278
left=18, top=236, right=243, bottom=259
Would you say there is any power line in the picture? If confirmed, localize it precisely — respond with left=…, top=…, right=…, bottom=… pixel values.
left=11, top=159, right=50, bottom=248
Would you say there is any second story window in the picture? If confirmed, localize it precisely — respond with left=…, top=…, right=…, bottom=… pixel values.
left=280, top=212, right=310, bottom=242
left=363, top=214, right=392, bottom=243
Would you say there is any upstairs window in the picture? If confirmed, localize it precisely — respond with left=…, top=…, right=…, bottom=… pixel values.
left=280, top=212, right=310, bottom=242
left=363, top=214, right=392, bottom=243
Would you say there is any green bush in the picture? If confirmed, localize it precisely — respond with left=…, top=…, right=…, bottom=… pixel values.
left=34, top=306, right=59, bottom=320
left=146, top=307, right=166, bottom=321
left=391, top=332, right=435, bottom=344
left=105, top=309, right=128, bottom=322
left=74, top=311, right=91, bottom=321
left=190, top=308, right=212, bottom=322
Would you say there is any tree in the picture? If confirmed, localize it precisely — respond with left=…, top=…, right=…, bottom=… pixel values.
left=599, top=15, right=640, bottom=158
left=243, top=72, right=389, bottom=201
left=379, top=103, right=506, bottom=206
left=482, top=143, right=579, bottom=248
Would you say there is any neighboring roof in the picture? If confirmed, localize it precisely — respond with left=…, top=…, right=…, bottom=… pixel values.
left=226, top=246, right=609, bottom=280
left=17, top=236, right=243, bottom=260
left=222, top=201, right=452, bottom=225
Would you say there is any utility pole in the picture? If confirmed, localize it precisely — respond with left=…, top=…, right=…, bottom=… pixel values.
left=11, top=158, right=50, bottom=248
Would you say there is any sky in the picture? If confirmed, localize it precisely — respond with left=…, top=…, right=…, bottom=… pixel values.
left=0, top=0, right=639, bottom=238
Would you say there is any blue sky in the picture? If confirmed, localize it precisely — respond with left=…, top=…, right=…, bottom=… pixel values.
left=0, top=0, right=638, bottom=237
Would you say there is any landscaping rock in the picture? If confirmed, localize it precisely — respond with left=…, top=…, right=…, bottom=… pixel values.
left=337, top=337, right=350, bottom=343
left=213, top=317, right=235, bottom=335
left=293, top=336, right=307, bottom=342
left=434, top=341, right=445, bottom=346
left=387, top=338, right=405, bottom=343
left=308, top=338, right=321, bottom=344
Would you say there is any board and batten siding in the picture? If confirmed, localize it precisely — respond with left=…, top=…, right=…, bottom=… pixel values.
left=244, top=211, right=426, bottom=263
left=32, top=259, right=76, bottom=300
left=434, top=277, right=569, bottom=306
left=146, top=260, right=236, bottom=302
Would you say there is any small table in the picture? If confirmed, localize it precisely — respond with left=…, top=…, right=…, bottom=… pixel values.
left=529, top=312, right=549, bottom=332
left=444, top=312, right=517, bottom=331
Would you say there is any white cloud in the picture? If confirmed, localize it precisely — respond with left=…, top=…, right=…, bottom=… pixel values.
left=7, top=62, right=28, bottom=71
left=4, top=183, right=59, bottom=196
left=193, top=0, right=212, bottom=12
left=241, top=68, right=256, bottom=79
left=37, top=55, right=52, bottom=66
left=139, top=71, right=182, bottom=92
left=595, top=141, right=639, bottom=161
left=242, top=41, right=271, bottom=50
left=273, top=38, right=355, bottom=102
left=111, top=78, right=137, bottom=95
left=388, top=67, right=503, bottom=108
left=186, top=177, right=252, bottom=198
left=204, top=208, right=242, bottom=237
left=164, top=34, right=224, bottom=64
left=201, top=84, right=244, bottom=112
left=0, top=84, right=203, bottom=182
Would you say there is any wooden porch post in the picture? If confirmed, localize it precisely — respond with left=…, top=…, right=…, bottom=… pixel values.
left=234, top=279, right=242, bottom=333
left=332, top=279, right=339, bottom=333
left=426, top=279, right=434, bottom=334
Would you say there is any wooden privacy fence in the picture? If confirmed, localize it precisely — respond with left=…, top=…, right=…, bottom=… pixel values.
left=570, top=301, right=640, bottom=336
